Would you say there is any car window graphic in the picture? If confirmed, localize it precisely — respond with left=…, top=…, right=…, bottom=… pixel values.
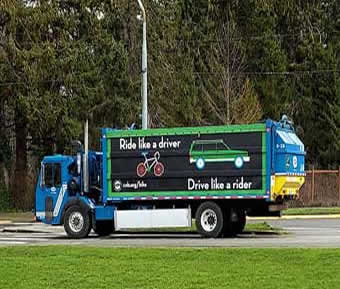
left=189, top=139, right=250, bottom=169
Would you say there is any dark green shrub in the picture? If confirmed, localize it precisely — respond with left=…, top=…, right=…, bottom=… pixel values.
left=0, top=184, right=12, bottom=211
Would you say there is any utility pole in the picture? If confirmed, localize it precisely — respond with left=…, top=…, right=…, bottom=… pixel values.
left=137, top=0, right=148, bottom=129
left=226, top=4, right=230, bottom=125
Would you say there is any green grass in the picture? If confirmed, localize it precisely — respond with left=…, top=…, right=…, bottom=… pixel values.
left=0, top=247, right=340, bottom=289
left=245, top=222, right=280, bottom=232
left=284, top=207, right=340, bottom=216
left=0, top=187, right=12, bottom=211
left=0, top=211, right=34, bottom=222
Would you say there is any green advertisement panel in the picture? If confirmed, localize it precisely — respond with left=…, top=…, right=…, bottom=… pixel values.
left=105, top=124, right=267, bottom=198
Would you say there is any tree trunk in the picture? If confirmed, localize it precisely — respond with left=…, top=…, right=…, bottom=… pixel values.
left=12, top=110, right=33, bottom=210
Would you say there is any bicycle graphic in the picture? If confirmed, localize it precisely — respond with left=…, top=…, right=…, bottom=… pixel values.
left=136, top=151, right=165, bottom=177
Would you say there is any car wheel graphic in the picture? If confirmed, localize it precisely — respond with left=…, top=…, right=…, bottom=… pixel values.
left=196, top=158, right=205, bottom=170
left=234, top=156, right=244, bottom=169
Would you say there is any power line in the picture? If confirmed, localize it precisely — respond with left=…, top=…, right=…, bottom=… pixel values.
left=169, top=30, right=340, bottom=45
left=243, top=69, right=339, bottom=76
left=0, top=69, right=338, bottom=87
left=4, top=29, right=340, bottom=45
left=188, top=69, right=340, bottom=76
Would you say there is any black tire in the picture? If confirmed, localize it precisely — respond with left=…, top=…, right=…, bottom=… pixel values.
left=94, top=221, right=115, bottom=236
left=222, top=208, right=234, bottom=237
left=64, top=205, right=92, bottom=239
left=232, top=209, right=246, bottom=234
left=195, top=201, right=224, bottom=238
left=223, top=209, right=246, bottom=237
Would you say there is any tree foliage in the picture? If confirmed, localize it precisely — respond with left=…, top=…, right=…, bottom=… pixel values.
left=0, top=0, right=339, bottom=209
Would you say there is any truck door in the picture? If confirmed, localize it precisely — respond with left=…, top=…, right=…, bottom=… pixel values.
left=39, top=162, right=63, bottom=223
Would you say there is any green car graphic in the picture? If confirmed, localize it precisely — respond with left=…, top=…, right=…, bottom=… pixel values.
left=189, top=139, right=250, bottom=169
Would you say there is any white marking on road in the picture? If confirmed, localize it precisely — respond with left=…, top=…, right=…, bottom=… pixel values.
left=0, top=241, right=27, bottom=245
left=0, top=237, right=49, bottom=242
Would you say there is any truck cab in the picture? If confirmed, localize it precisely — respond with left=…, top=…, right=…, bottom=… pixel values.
left=36, top=155, right=74, bottom=224
left=35, top=151, right=102, bottom=229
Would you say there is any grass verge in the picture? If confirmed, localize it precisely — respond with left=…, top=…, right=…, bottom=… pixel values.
left=284, top=207, right=340, bottom=216
left=0, top=247, right=340, bottom=289
left=0, top=211, right=34, bottom=222
left=244, top=221, right=280, bottom=232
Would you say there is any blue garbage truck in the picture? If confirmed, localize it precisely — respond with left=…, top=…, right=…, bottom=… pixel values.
left=35, top=117, right=305, bottom=238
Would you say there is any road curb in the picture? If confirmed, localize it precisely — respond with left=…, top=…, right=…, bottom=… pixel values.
left=2, top=228, right=45, bottom=234
left=0, top=220, right=12, bottom=225
left=1, top=223, right=65, bottom=234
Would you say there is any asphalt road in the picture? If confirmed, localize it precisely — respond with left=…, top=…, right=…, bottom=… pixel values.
left=1, top=218, right=340, bottom=248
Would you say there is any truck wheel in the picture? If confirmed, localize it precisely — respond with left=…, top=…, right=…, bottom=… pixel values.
left=94, top=221, right=114, bottom=237
left=232, top=209, right=246, bottom=234
left=195, top=202, right=224, bottom=238
left=64, top=205, right=91, bottom=239
left=222, top=208, right=234, bottom=237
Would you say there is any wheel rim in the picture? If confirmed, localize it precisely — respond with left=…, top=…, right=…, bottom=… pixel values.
left=154, top=162, right=164, bottom=176
left=235, top=156, right=244, bottom=168
left=196, top=158, right=205, bottom=170
left=201, top=209, right=217, bottom=232
left=137, top=163, right=146, bottom=177
left=69, top=211, right=84, bottom=233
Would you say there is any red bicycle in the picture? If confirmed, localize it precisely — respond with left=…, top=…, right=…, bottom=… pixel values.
left=137, top=151, right=164, bottom=177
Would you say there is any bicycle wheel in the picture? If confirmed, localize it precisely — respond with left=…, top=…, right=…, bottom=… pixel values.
left=137, top=162, right=147, bottom=177
left=154, top=162, right=164, bottom=177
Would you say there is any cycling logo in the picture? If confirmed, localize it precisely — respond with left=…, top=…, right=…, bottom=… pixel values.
left=137, top=151, right=165, bottom=177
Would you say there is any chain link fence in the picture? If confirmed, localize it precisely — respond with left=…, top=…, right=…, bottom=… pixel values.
left=290, top=167, right=340, bottom=207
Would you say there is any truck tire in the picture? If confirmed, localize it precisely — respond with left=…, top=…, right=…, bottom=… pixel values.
left=223, top=209, right=246, bottom=236
left=94, top=221, right=114, bottom=236
left=64, top=205, right=92, bottom=239
left=222, top=208, right=234, bottom=237
left=232, top=209, right=246, bottom=234
left=195, top=202, right=224, bottom=238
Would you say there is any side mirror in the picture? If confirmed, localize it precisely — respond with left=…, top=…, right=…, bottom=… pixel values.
left=68, top=178, right=79, bottom=196
left=71, top=140, right=83, bottom=152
